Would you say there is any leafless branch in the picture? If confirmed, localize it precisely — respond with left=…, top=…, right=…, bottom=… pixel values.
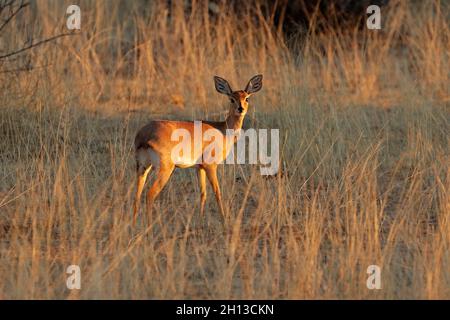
left=0, top=32, right=77, bottom=60
left=0, top=62, right=54, bottom=73
left=0, top=0, right=29, bottom=34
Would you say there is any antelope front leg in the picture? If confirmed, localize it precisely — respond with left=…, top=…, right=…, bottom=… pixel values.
left=198, top=166, right=207, bottom=217
left=204, top=165, right=226, bottom=221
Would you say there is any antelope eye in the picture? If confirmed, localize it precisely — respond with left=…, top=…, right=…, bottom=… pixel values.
left=229, top=98, right=235, bottom=103
left=245, top=98, right=249, bottom=102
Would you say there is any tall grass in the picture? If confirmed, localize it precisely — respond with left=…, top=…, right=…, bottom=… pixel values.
left=0, top=0, right=449, bottom=299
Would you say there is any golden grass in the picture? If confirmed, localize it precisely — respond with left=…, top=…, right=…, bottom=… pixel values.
left=0, top=0, right=449, bottom=299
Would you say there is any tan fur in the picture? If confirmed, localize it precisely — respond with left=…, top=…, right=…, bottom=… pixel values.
left=133, top=75, right=263, bottom=225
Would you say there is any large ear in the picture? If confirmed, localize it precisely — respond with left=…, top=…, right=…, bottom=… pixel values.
left=245, top=74, right=263, bottom=94
left=214, top=76, right=233, bottom=95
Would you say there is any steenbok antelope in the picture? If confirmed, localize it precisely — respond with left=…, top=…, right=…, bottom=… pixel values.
left=133, top=74, right=263, bottom=224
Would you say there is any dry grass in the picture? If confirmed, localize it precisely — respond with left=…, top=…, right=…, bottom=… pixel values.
left=0, top=0, right=449, bottom=299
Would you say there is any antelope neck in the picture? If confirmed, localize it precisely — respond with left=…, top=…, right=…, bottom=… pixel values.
left=224, top=113, right=245, bottom=132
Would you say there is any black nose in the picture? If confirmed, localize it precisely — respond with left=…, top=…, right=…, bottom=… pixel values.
left=237, top=106, right=244, bottom=113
